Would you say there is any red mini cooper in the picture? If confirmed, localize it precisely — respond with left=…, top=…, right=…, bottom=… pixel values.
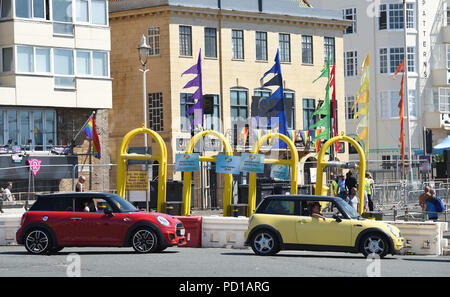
left=16, top=192, right=186, bottom=254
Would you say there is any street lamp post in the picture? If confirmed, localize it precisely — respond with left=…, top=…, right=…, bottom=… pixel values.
left=137, top=34, right=151, bottom=211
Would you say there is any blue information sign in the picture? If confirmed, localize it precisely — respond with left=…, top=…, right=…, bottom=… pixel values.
left=174, top=153, right=200, bottom=172
left=216, top=155, right=241, bottom=175
left=240, top=153, right=265, bottom=174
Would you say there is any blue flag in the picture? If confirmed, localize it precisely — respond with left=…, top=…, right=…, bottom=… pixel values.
left=259, top=49, right=288, bottom=148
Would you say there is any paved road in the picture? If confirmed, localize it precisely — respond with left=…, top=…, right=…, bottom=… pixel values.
left=1, top=246, right=449, bottom=277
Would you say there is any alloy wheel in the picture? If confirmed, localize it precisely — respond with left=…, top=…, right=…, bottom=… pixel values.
left=132, top=229, right=157, bottom=253
left=25, top=230, right=49, bottom=254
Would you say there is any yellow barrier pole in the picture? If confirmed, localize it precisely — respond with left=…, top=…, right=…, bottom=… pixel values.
left=181, top=130, right=233, bottom=216
left=116, top=126, right=168, bottom=213
left=248, top=133, right=298, bottom=217
left=315, top=133, right=366, bottom=214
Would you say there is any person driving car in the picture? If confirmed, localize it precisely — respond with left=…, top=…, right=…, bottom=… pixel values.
left=308, top=202, right=326, bottom=221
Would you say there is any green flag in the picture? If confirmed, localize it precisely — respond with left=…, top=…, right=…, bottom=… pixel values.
left=311, top=54, right=331, bottom=143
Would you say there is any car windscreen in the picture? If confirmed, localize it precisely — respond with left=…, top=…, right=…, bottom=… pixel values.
left=108, top=195, right=138, bottom=213
left=336, top=199, right=361, bottom=219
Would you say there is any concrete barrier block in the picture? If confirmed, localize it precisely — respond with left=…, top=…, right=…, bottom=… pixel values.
left=385, top=221, right=442, bottom=255
left=202, top=216, right=249, bottom=249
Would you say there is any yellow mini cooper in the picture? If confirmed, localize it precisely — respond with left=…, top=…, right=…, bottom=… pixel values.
left=245, top=195, right=404, bottom=258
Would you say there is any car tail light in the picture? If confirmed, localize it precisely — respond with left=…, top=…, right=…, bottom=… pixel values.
left=20, top=213, right=27, bottom=226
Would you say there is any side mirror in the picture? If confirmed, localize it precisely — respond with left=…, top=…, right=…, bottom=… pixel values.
left=333, top=213, right=343, bottom=223
left=104, top=208, right=114, bottom=216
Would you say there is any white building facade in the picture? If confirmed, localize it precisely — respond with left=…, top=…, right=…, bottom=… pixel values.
left=312, top=0, right=450, bottom=164
left=0, top=0, right=112, bottom=192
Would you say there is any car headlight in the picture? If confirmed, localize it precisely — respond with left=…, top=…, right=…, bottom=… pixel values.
left=157, top=216, right=171, bottom=227
left=387, top=224, right=399, bottom=237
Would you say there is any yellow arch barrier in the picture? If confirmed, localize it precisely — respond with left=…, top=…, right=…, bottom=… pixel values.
left=117, top=126, right=167, bottom=213
left=315, top=133, right=366, bottom=214
left=181, top=130, right=234, bottom=216
left=248, top=133, right=299, bottom=217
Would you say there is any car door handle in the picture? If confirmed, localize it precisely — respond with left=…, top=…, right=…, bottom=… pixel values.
left=123, top=218, right=131, bottom=222
left=298, top=220, right=309, bottom=223
left=70, top=217, right=82, bottom=221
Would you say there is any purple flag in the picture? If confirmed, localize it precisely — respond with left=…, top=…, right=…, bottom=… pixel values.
left=181, top=49, right=203, bottom=128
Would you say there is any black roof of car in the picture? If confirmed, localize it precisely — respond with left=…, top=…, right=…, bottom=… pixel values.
left=262, top=195, right=341, bottom=202
left=35, top=192, right=121, bottom=199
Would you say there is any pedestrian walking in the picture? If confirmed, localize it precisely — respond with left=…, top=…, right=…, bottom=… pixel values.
left=3, top=182, right=14, bottom=201
left=337, top=174, right=348, bottom=202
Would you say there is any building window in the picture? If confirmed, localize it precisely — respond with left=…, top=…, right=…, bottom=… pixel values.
left=35, top=47, right=50, bottom=73
left=180, top=93, right=193, bottom=132
left=407, top=47, right=416, bottom=72
left=343, top=8, right=357, bottom=34
left=204, top=28, right=217, bottom=58
left=379, top=3, right=415, bottom=30
left=0, top=0, right=12, bottom=18
left=345, top=96, right=358, bottom=120
left=379, top=47, right=415, bottom=74
left=285, top=91, right=295, bottom=130
left=302, top=35, right=313, bottom=64
left=379, top=90, right=417, bottom=119
left=76, top=50, right=91, bottom=75
left=148, top=27, right=160, bottom=56
left=0, top=109, right=56, bottom=150
left=179, top=26, right=192, bottom=56
left=15, top=0, right=48, bottom=19
left=302, top=98, right=315, bottom=130
left=232, top=30, right=244, bottom=60
left=437, top=88, right=450, bottom=112
left=230, top=89, right=248, bottom=127
left=324, top=37, right=335, bottom=65
left=389, top=47, right=404, bottom=73
left=148, top=93, right=163, bottom=132
left=344, top=51, right=358, bottom=77
left=17, top=45, right=33, bottom=72
left=388, top=4, right=404, bottom=30
left=379, top=48, right=388, bottom=74
left=91, top=0, right=106, bottom=25
left=76, top=0, right=88, bottom=22
left=54, top=48, right=74, bottom=87
left=1, top=47, right=13, bottom=72
left=255, top=31, right=267, bottom=61
left=205, top=95, right=220, bottom=131
left=279, top=33, right=290, bottom=62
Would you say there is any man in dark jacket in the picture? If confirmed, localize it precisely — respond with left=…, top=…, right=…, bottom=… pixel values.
left=345, top=171, right=357, bottom=195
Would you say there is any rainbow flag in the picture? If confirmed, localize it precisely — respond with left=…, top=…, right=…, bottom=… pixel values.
left=83, top=116, right=101, bottom=159
left=237, top=127, right=249, bottom=145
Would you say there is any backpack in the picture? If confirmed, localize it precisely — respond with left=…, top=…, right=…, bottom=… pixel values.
left=434, top=196, right=446, bottom=213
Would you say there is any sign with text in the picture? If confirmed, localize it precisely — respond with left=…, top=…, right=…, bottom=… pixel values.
left=175, top=153, right=200, bottom=172
left=126, top=171, right=148, bottom=191
left=216, top=155, right=241, bottom=175
left=270, top=164, right=289, bottom=180
left=240, top=153, right=265, bottom=174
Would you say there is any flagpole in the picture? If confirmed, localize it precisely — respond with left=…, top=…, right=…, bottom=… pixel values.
left=71, top=111, right=96, bottom=147
left=403, top=0, right=413, bottom=182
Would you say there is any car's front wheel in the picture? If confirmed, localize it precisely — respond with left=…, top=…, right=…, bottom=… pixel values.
left=131, top=228, right=159, bottom=253
left=361, top=233, right=390, bottom=258
left=250, top=230, right=280, bottom=256
left=24, top=229, right=52, bottom=255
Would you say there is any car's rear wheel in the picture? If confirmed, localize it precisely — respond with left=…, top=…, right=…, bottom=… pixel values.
left=250, top=230, right=280, bottom=256
left=361, top=233, right=389, bottom=258
left=131, top=228, right=159, bottom=253
left=25, top=229, right=51, bottom=255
